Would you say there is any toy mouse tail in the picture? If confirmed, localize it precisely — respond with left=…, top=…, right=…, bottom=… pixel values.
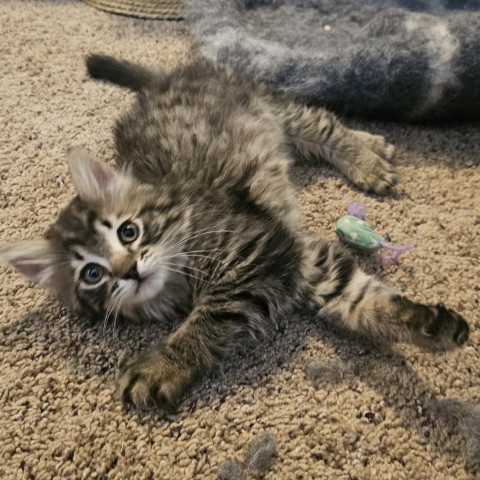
left=375, top=242, right=414, bottom=262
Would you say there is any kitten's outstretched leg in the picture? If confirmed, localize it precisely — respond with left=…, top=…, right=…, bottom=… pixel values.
left=117, top=289, right=274, bottom=410
left=304, top=239, right=469, bottom=349
left=281, top=103, right=398, bottom=193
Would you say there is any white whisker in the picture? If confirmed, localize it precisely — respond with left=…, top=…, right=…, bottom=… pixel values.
left=102, top=302, right=115, bottom=339
left=161, top=264, right=207, bottom=283
left=112, top=299, right=124, bottom=340
left=161, top=261, right=213, bottom=279
left=161, top=251, right=223, bottom=265
left=161, top=229, right=233, bottom=257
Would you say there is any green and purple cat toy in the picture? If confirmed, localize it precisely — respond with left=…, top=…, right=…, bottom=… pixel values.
left=336, top=202, right=413, bottom=262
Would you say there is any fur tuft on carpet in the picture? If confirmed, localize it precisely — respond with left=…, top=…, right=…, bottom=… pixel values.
left=1, top=1, right=479, bottom=479
left=186, top=0, right=480, bottom=122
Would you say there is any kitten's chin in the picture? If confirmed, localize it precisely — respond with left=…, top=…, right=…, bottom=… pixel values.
left=131, top=271, right=167, bottom=304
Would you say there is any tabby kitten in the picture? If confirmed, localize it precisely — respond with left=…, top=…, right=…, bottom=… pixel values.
left=1, top=55, right=469, bottom=410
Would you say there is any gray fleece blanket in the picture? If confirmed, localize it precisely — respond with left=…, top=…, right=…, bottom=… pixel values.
left=186, top=0, right=480, bottom=122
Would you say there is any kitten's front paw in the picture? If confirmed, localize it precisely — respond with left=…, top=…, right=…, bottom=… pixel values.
left=116, top=349, right=193, bottom=410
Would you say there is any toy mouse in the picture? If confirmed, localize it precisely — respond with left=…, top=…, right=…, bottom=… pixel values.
left=335, top=202, right=413, bottom=262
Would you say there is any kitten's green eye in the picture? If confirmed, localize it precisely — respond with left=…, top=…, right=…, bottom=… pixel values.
left=81, top=263, right=105, bottom=284
left=118, top=221, right=140, bottom=244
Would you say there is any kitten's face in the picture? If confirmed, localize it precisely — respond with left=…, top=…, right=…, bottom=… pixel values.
left=1, top=151, right=191, bottom=319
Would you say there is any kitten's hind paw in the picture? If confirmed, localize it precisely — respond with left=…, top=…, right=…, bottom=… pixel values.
left=352, top=130, right=396, bottom=162
left=349, top=153, right=398, bottom=194
left=348, top=130, right=398, bottom=194
left=420, top=304, right=470, bottom=349
left=116, top=349, right=193, bottom=411
left=401, top=301, right=470, bottom=351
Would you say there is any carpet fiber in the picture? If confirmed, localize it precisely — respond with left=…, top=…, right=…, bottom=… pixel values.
left=1, top=1, right=479, bottom=479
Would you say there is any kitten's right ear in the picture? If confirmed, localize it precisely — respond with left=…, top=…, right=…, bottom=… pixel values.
left=68, top=149, right=127, bottom=204
left=0, top=240, right=57, bottom=289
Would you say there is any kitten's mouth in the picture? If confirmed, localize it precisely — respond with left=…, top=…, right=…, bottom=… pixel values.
left=135, top=274, right=151, bottom=293
left=127, top=266, right=168, bottom=303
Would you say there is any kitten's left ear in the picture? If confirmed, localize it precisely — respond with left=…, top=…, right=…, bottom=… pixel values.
left=0, top=240, right=58, bottom=290
left=68, top=149, right=127, bottom=204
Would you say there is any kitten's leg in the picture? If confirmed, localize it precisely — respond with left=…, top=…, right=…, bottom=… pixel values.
left=304, top=239, right=469, bottom=349
left=117, top=290, right=273, bottom=410
left=281, top=103, right=397, bottom=193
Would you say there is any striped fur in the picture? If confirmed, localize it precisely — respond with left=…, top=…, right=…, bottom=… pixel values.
left=1, top=56, right=469, bottom=410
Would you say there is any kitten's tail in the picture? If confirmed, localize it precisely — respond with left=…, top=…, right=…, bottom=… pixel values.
left=86, top=54, right=157, bottom=92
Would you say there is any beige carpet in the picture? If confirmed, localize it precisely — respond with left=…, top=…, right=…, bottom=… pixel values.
left=1, top=1, right=479, bottom=479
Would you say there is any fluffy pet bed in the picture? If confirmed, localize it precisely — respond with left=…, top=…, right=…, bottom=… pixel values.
left=186, top=0, right=480, bottom=122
